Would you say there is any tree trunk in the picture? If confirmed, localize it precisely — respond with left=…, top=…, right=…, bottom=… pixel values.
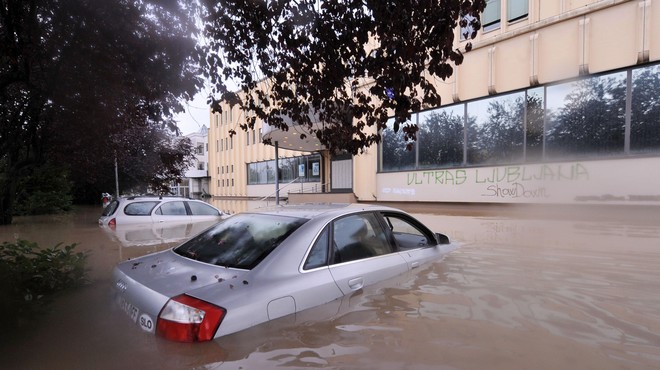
left=0, top=177, right=15, bottom=225
left=0, top=155, right=22, bottom=225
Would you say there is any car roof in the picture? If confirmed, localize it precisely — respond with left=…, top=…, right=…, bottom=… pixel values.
left=245, top=203, right=400, bottom=221
left=121, top=195, right=198, bottom=201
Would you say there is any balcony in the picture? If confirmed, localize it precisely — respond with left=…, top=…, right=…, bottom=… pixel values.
left=184, top=169, right=208, bottom=178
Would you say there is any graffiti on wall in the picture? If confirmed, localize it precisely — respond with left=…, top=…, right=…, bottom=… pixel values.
left=401, top=163, right=590, bottom=200
left=482, top=183, right=549, bottom=199
left=406, top=169, right=468, bottom=185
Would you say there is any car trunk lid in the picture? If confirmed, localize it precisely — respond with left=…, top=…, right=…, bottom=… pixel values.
left=112, top=249, right=246, bottom=334
left=117, top=249, right=245, bottom=295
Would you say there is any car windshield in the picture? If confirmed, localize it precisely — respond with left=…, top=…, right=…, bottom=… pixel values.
left=173, top=213, right=308, bottom=269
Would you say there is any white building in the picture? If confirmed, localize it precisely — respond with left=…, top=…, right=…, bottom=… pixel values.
left=172, top=125, right=211, bottom=199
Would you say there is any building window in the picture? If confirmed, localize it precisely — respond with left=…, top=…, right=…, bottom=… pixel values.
left=508, top=0, right=528, bottom=22
left=467, top=91, right=525, bottom=166
left=216, top=139, right=219, bottom=152
left=460, top=14, right=477, bottom=41
left=230, top=136, right=233, bottom=149
left=418, top=105, right=465, bottom=168
left=381, top=118, right=416, bottom=171
left=631, top=64, right=660, bottom=153
left=525, top=87, right=545, bottom=162
left=482, top=0, right=501, bottom=32
left=252, top=129, right=256, bottom=144
left=248, top=161, right=269, bottom=184
left=197, top=162, right=205, bottom=170
left=546, top=71, right=626, bottom=159
left=247, top=131, right=250, bottom=145
left=196, top=144, right=204, bottom=155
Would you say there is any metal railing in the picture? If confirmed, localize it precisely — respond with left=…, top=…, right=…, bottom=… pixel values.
left=259, top=177, right=329, bottom=206
left=259, top=177, right=302, bottom=206
left=288, top=181, right=330, bottom=194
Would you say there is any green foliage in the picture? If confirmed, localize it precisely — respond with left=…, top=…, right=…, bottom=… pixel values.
left=0, top=240, right=88, bottom=327
left=13, top=163, right=73, bottom=216
left=201, top=0, right=487, bottom=154
left=0, top=0, right=202, bottom=224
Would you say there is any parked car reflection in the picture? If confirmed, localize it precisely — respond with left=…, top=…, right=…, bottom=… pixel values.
left=101, top=220, right=218, bottom=248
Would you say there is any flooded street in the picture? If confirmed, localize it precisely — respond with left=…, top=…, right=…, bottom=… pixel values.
left=1, top=204, right=660, bottom=369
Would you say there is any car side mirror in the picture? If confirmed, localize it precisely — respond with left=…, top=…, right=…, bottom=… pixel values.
left=435, top=233, right=450, bottom=245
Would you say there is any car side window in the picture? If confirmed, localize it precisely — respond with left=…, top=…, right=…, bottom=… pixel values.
left=382, top=213, right=434, bottom=250
left=123, top=201, right=159, bottom=216
left=187, top=201, right=220, bottom=216
left=303, top=226, right=329, bottom=270
left=156, top=201, right=187, bottom=216
left=331, top=213, right=392, bottom=264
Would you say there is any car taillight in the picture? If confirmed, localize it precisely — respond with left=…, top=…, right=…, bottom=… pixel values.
left=108, top=218, right=116, bottom=229
left=156, top=294, right=226, bottom=342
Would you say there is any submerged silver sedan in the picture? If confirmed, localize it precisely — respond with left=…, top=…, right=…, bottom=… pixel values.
left=112, top=203, right=453, bottom=342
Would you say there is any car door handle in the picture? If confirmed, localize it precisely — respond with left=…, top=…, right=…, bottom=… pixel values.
left=348, top=277, right=364, bottom=290
left=411, top=262, right=420, bottom=269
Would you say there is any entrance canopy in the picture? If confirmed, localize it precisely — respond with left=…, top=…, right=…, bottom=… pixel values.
left=261, top=114, right=326, bottom=152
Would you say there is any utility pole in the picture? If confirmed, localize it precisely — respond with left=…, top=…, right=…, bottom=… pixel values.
left=114, top=154, right=120, bottom=199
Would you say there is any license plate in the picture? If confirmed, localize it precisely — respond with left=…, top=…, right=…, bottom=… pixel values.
left=118, top=296, right=139, bottom=323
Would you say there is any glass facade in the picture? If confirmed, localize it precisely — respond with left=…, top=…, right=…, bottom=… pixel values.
left=380, top=63, right=660, bottom=172
left=247, top=154, right=322, bottom=185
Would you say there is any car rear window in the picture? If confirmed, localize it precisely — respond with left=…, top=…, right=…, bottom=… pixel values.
left=101, top=200, right=119, bottom=216
left=174, top=213, right=308, bottom=269
left=123, top=201, right=159, bottom=216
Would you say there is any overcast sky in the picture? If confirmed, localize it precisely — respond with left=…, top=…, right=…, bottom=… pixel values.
left=175, top=90, right=210, bottom=136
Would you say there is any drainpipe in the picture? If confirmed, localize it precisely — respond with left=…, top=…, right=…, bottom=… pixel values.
left=275, top=141, right=279, bottom=205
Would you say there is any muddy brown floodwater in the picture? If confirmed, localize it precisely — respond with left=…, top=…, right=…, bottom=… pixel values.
left=1, top=204, right=660, bottom=370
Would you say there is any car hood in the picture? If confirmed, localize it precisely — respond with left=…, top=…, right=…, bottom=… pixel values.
left=115, top=249, right=248, bottom=298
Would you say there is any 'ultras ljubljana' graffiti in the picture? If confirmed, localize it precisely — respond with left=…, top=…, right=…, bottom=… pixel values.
left=405, top=163, right=590, bottom=199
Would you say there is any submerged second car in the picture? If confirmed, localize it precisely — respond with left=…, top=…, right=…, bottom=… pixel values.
left=112, top=203, right=454, bottom=342
left=99, top=196, right=224, bottom=227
